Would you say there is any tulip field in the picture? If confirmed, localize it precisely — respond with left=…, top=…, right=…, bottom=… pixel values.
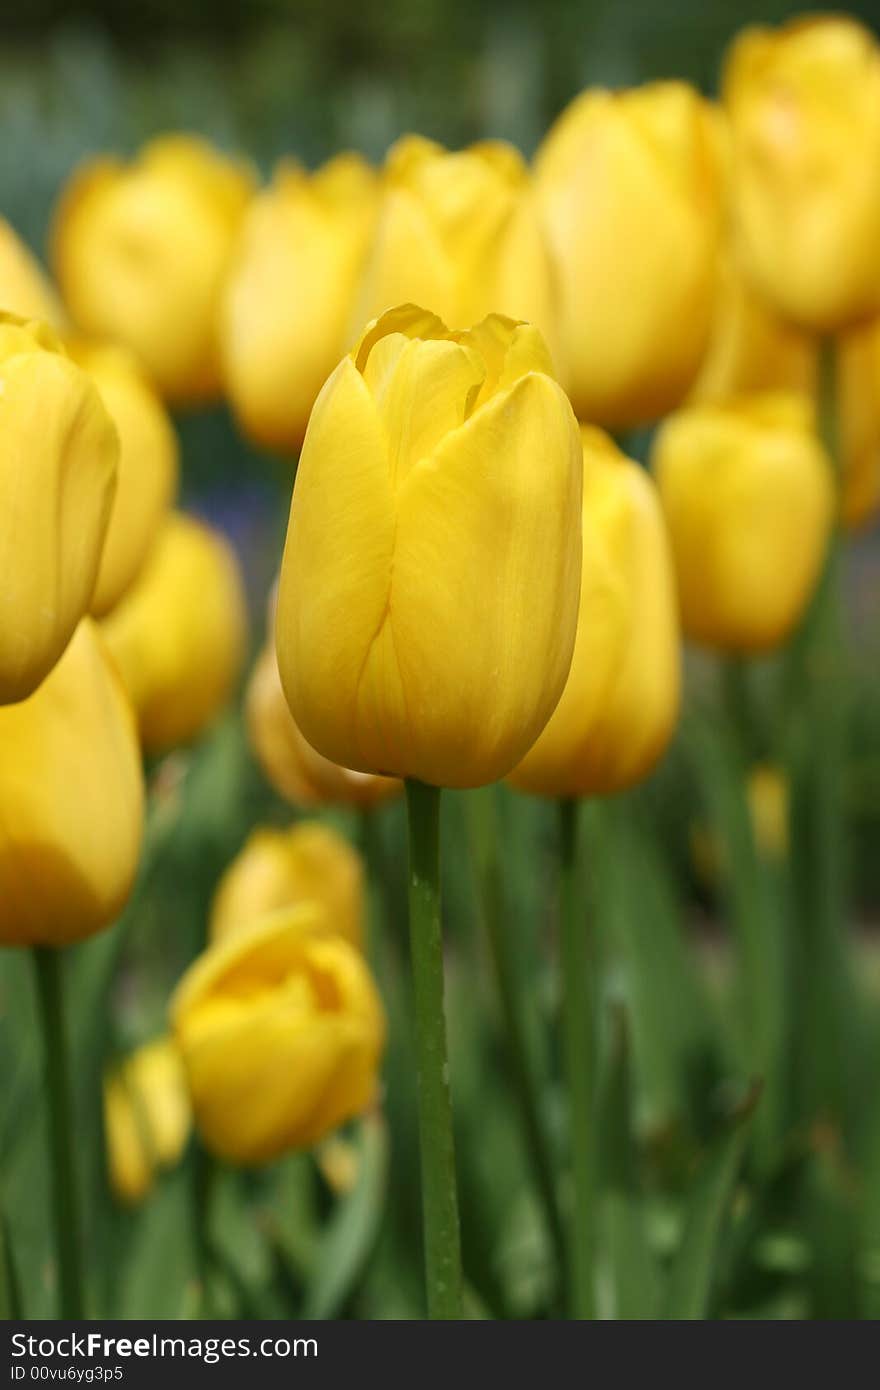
left=1, top=2, right=880, bottom=1332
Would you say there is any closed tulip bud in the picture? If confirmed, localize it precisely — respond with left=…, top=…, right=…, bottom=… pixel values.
left=535, top=82, right=724, bottom=427
left=277, top=306, right=582, bottom=789
left=51, top=135, right=255, bottom=403
left=508, top=428, right=680, bottom=797
left=223, top=155, right=379, bottom=451
left=723, top=16, right=880, bottom=332
left=104, top=1036, right=191, bottom=1205
left=0, top=217, right=64, bottom=326
left=653, top=394, right=834, bottom=652
left=171, top=905, right=385, bottom=1164
left=0, top=619, right=144, bottom=946
left=210, top=823, right=363, bottom=950
left=747, top=763, right=789, bottom=862
left=67, top=341, right=179, bottom=616
left=101, top=512, right=247, bottom=753
left=837, top=320, right=880, bottom=530
left=0, top=316, right=118, bottom=704
left=351, top=137, right=563, bottom=371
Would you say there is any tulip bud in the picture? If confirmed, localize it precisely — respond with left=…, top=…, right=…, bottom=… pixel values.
left=66, top=341, right=179, bottom=616
left=653, top=393, right=834, bottom=652
left=104, top=1036, right=191, bottom=1205
left=210, top=823, right=363, bottom=950
left=0, top=217, right=64, bottom=326
left=222, top=155, right=379, bottom=451
left=171, top=905, right=385, bottom=1164
left=508, top=428, right=680, bottom=797
left=723, top=16, right=880, bottom=332
left=0, top=316, right=118, bottom=704
left=277, top=306, right=582, bottom=788
left=351, top=137, right=563, bottom=372
left=534, top=82, right=724, bottom=427
left=836, top=320, right=880, bottom=530
left=51, top=135, right=255, bottom=403
left=747, top=763, right=789, bottom=863
left=101, top=512, right=247, bottom=753
left=0, top=619, right=144, bottom=946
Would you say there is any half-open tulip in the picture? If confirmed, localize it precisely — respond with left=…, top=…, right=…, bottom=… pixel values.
left=51, top=135, right=255, bottom=402
left=0, top=218, right=64, bottom=325
left=837, top=321, right=880, bottom=530
left=723, top=15, right=880, bottom=332
left=276, top=306, right=582, bottom=788
left=171, top=905, right=385, bottom=1164
left=509, top=428, right=680, bottom=797
left=0, top=619, right=144, bottom=946
left=534, top=82, right=724, bottom=427
left=101, top=512, right=247, bottom=752
left=222, top=155, right=379, bottom=451
left=104, top=1036, right=191, bottom=1204
left=0, top=316, right=118, bottom=704
left=210, top=823, right=363, bottom=949
left=653, top=393, right=834, bottom=652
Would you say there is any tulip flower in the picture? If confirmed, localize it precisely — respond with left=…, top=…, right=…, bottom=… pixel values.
left=653, top=393, right=834, bottom=652
left=0, top=217, right=64, bottom=325
left=276, top=305, right=582, bottom=789
left=350, top=137, right=563, bottom=373
left=171, top=905, right=385, bottom=1164
left=222, top=154, right=379, bottom=451
left=210, top=823, right=363, bottom=949
left=104, top=1037, right=191, bottom=1204
left=0, top=619, right=144, bottom=946
left=534, top=81, right=724, bottom=427
left=509, top=428, right=681, bottom=798
left=723, top=15, right=880, bottom=333
left=101, top=512, right=247, bottom=753
left=0, top=315, right=118, bottom=704
left=837, top=320, right=880, bottom=530
left=51, top=135, right=255, bottom=403
left=67, top=341, right=179, bottom=616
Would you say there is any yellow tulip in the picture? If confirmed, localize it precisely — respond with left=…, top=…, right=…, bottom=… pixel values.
left=101, top=512, right=247, bottom=753
left=66, top=341, right=179, bottom=616
left=210, top=823, right=363, bottom=950
left=0, top=217, right=64, bottom=325
left=0, top=619, right=144, bottom=946
left=350, top=136, right=563, bottom=372
left=653, top=393, right=834, bottom=652
left=508, top=428, right=680, bottom=797
left=723, top=15, right=880, bottom=332
left=171, top=905, right=385, bottom=1164
left=0, top=316, right=118, bottom=704
left=747, top=763, right=789, bottom=862
left=837, top=320, right=880, bottom=530
left=276, top=306, right=582, bottom=789
left=222, top=154, right=379, bottom=451
left=104, top=1036, right=191, bottom=1204
left=51, top=135, right=255, bottom=403
left=534, top=82, right=724, bottom=427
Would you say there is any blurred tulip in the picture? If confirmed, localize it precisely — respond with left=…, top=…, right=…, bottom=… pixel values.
left=0, top=217, right=64, bottom=325
left=0, top=316, right=118, bottom=704
left=351, top=136, right=563, bottom=372
left=508, top=428, right=680, bottom=797
left=101, top=512, right=247, bottom=753
left=837, top=320, right=880, bottom=530
left=51, top=135, right=255, bottom=403
left=0, top=619, right=144, bottom=946
left=67, top=341, right=179, bottom=616
left=277, top=306, right=582, bottom=788
left=748, top=763, right=789, bottom=862
left=653, top=393, right=834, bottom=652
left=104, top=1036, right=191, bottom=1205
left=534, top=81, right=724, bottom=427
left=210, top=822, right=363, bottom=949
left=222, top=155, right=379, bottom=451
left=171, top=905, right=385, bottom=1164
left=723, top=15, right=880, bottom=332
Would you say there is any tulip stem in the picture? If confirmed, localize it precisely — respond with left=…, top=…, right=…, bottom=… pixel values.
left=32, top=947, right=85, bottom=1319
left=404, top=779, right=463, bottom=1320
left=558, top=796, right=595, bottom=1319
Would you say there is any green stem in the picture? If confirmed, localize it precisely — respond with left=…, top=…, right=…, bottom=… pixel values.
left=404, top=780, right=463, bottom=1320
left=32, top=947, right=84, bottom=1319
left=193, top=1145, right=218, bottom=1317
left=558, top=797, right=595, bottom=1319
left=468, top=787, right=565, bottom=1284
